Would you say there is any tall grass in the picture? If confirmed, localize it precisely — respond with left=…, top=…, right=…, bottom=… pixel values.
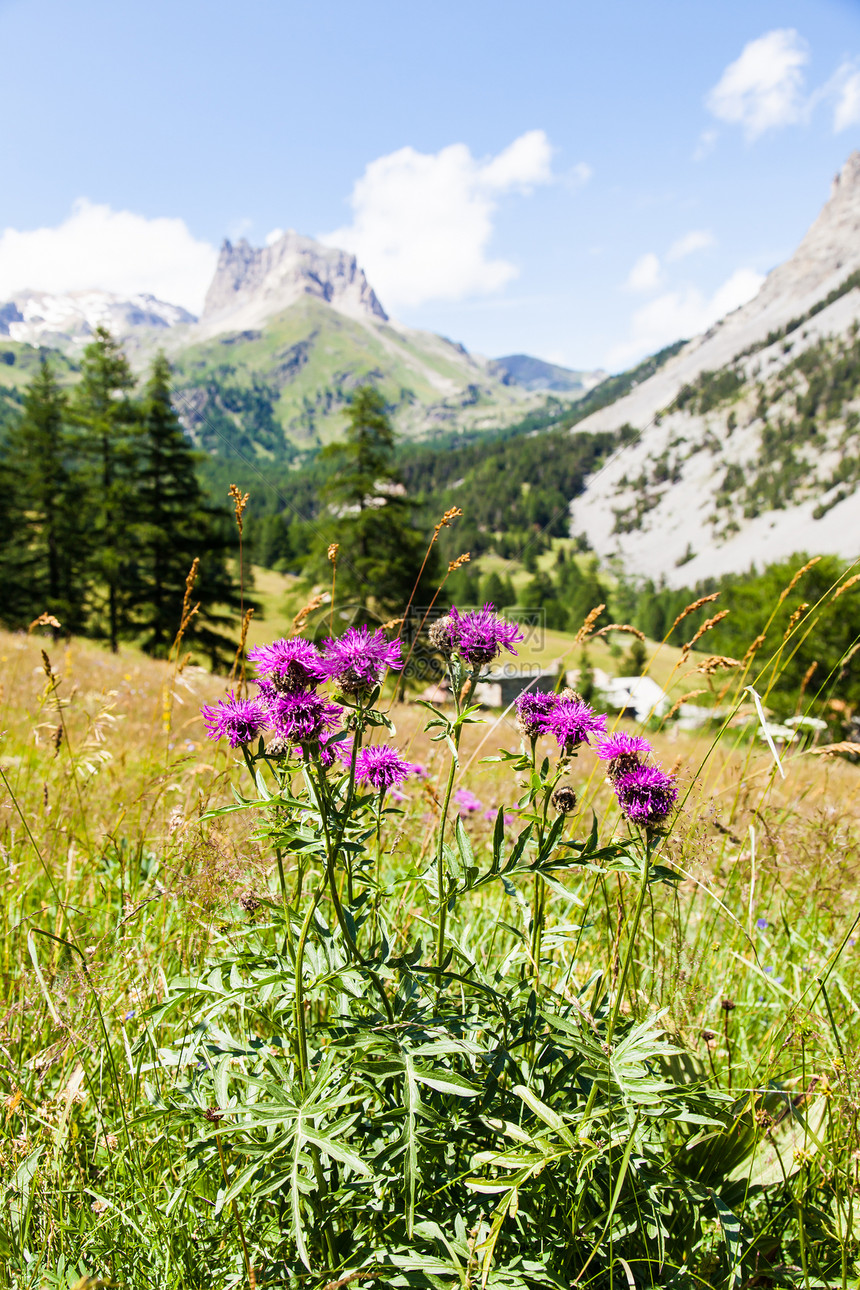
left=0, top=559, right=858, bottom=1288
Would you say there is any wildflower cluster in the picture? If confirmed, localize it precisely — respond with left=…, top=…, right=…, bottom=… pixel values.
left=514, top=690, right=678, bottom=826
left=201, top=626, right=416, bottom=785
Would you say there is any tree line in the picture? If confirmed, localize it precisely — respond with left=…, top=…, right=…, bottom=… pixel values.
left=0, top=328, right=241, bottom=663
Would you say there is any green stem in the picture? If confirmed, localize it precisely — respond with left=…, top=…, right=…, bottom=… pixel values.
left=294, top=881, right=325, bottom=1089
left=578, top=834, right=654, bottom=1133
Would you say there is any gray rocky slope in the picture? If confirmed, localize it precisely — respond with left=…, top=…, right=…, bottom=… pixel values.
left=571, top=151, right=860, bottom=586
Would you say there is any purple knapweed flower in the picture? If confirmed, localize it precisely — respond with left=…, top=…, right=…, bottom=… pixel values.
left=267, top=690, right=342, bottom=746
left=613, top=764, right=678, bottom=826
left=454, top=788, right=484, bottom=815
left=595, top=732, right=653, bottom=780
left=446, top=603, right=525, bottom=668
left=321, top=625, right=403, bottom=698
left=355, top=744, right=420, bottom=793
left=515, top=690, right=559, bottom=739
left=201, top=692, right=268, bottom=748
left=247, top=637, right=325, bottom=692
left=545, top=698, right=607, bottom=755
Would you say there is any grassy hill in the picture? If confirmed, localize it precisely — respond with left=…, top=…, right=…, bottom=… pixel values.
left=168, top=297, right=553, bottom=454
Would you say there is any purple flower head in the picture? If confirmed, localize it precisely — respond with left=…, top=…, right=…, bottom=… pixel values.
left=596, top=733, right=653, bottom=762
left=546, top=698, right=607, bottom=755
left=321, top=625, right=403, bottom=698
left=355, top=744, right=420, bottom=793
left=268, top=690, right=342, bottom=747
left=756, top=918, right=768, bottom=930
left=515, top=690, right=559, bottom=739
left=201, top=692, right=268, bottom=748
left=447, top=604, right=525, bottom=668
left=454, top=788, right=484, bottom=815
left=247, top=637, right=325, bottom=692
left=614, top=764, right=678, bottom=826
left=596, top=732, right=653, bottom=780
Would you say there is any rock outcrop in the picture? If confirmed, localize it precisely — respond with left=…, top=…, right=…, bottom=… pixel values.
left=197, top=231, right=389, bottom=338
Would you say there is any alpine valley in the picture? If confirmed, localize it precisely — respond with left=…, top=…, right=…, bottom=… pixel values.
left=0, top=231, right=603, bottom=453
left=4, top=155, right=860, bottom=585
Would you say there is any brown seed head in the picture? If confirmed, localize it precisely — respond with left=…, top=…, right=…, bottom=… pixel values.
left=228, top=483, right=250, bottom=534
left=448, top=552, right=471, bottom=573
left=682, top=610, right=730, bottom=658
left=327, top=543, right=340, bottom=564
left=574, top=604, right=605, bottom=645
left=778, top=555, right=820, bottom=604
left=669, top=592, right=720, bottom=637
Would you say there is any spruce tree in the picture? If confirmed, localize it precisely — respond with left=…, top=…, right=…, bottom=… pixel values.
left=131, top=353, right=243, bottom=665
left=71, top=327, right=138, bottom=651
left=319, top=386, right=435, bottom=615
left=0, top=361, right=87, bottom=631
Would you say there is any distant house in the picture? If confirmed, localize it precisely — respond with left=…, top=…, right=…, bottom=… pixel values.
left=475, top=666, right=559, bottom=709
left=592, top=671, right=670, bottom=722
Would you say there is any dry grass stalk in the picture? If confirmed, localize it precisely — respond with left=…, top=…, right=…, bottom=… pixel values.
left=697, top=655, right=741, bottom=675
left=229, top=607, right=255, bottom=688
left=448, top=552, right=471, bottom=573
left=574, top=604, right=606, bottom=645
left=833, top=572, right=860, bottom=601
left=434, top=507, right=462, bottom=540
left=783, top=602, right=810, bottom=641
left=797, top=660, right=818, bottom=711
left=380, top=617, right=404, bottom=631
left=395, top=509, right=464, bottom=648
left=742, top=632, right=767, bottom=665
left=666, top=689, right=708, bottom=720
left=838, top=638, right=860, bottom=682
left=169, top=559, right=200, bottom=666
left=292, top=592, right=326, bottom=635
left=594, top=623, right=646, bottom=641
left=808, top=742, right=860, bottom=757
left=778, top=555, right=820, bottom=604
left=28, top=612, right=62, bottom=636
left=228, top=484, right=249, bottom=536
left=682, top=610, right=730, bottom=658
left=669, top=592, right=720, bottom=637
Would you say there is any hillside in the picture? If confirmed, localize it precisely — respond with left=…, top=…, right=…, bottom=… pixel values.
left=0, top=230, right=586, bottom=451
left=570, top=151, right=860, bottom=585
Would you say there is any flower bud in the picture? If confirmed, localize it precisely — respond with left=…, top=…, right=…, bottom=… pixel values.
left=552, top=785, right=577, bottom=814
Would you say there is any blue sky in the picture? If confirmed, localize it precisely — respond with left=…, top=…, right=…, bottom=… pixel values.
left=2, top=0, right=860, bottom=370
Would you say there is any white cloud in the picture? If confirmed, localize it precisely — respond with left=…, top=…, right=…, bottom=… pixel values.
left=609, top=267, right=765, bottom=367
left=625, top=252, right=662, bottom=292
left=0, top=199, right=217, bottom=313
left=667, top=229, right=715, bottom=261
left=706, top=29, right=809, bottom=140
left=321, top=130, right=554, bottom=311
left=834, top=67, right=860, bottom=131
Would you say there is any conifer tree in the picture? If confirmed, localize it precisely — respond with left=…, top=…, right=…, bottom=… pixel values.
left=0, top=361, right=87, bottom=630
left=319, top=386, right=435, bottom=615
left=71, top=327, right=138, bottom=651
left=131, top=353, right=243, bottom=665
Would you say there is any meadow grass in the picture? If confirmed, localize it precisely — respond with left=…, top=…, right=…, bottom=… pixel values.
left=0, top=588, right=859, bottom=1287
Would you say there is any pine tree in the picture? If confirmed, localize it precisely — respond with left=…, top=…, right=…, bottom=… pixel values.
left=319, top=387, right=435, bottom=615
left=71, top=327, right=138, bottom=651
left=0, top=361, right=87, bottom=631
left=131, top=353, right=243, bottom=664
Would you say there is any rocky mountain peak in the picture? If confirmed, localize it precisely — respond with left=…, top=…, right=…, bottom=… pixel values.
left=198, top=231, right=388, bottom=337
